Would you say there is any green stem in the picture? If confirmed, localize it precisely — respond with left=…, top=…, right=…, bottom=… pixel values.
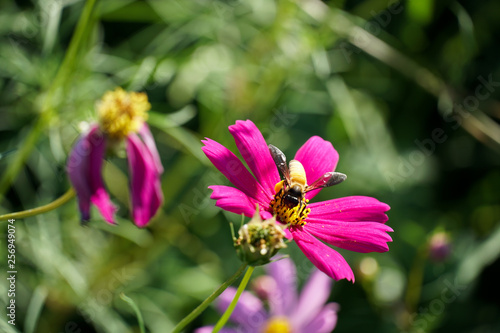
left=50, top=0, right=98, bottom=93
left=0, top=0, right=99, bottom=203
left=404, top=245, right=428, bottom=329
left=120, top=293, right=146, bottom=333
left=213, top=266, right=255, bottom=333
left=170, top=264, right=247, bottom=333
left=0, top=188, right=75, bottom=221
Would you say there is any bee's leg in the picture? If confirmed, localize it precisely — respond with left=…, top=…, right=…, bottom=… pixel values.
left=298, top=198, right=307, bottom=215
left=297, top=198, right=304, bottom=214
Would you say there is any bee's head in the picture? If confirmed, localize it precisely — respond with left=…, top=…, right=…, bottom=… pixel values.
left=289, top=184, right=303, bottom=197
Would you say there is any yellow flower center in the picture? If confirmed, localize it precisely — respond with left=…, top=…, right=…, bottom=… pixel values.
left=262, top=316, right=292, bottom=333
left=270, top=180, right=310, bottom=226
left=97, top=87, right=151, bottom=140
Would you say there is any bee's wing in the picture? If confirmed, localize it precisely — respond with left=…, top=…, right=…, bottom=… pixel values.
left=305, top=172, right=346, bottom=192
left=268, top=144, right=290, bottom=183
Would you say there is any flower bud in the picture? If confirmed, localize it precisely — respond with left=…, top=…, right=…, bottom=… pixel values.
left=428, top=232, right=451, bottom=262
left=234, top=208, right=287, bottom=266
left=252, top=275, right=277, bottom=301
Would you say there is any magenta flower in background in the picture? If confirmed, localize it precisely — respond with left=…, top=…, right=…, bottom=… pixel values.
left=67, top=88, right=163, bottom=227
left=195, top=258, right=338, bottom=333
left=202, top=120, right=392, bottom=281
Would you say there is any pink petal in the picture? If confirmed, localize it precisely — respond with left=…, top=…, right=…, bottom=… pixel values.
left=308, top=196, right=390, bottom=223
left=139, top=123, right=164, bottom=174
left=284, top=228, right=293, bottom=239
left=208, top=185, right=259, bottom=218
left=292, top=228, right=355, bottom=282
left=301, top=303, right=339, bottom=333
left=194, top=328, right=239, bottom=333
left=260, top=210, right=273, bottom=220
left=266, top=258, right=298, bottom=316
left=294, top=136, right=339, bottom=200
left=127, top=134, right=164, bottom=227
left=217, top=287, right=268, bottom=329
left=291, top=269, right=333, bottom=328
left=67, top=136, right=92, bottom=220
left=67, top=125, right=116, bottom=224
left=304, top=219, right=393, bottom=253
left=229, top=120, right=280, bottom=196
left=201, top=138, right=271, bottom=205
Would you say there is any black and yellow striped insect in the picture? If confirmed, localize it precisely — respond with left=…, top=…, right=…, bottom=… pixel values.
left=268, top=144, right=347, bottom=210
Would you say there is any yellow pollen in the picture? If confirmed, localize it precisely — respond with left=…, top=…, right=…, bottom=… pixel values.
left=270, top=181, right=310, bottom=226
left=262, top=316, right=292, bottom=333
left=97, top=87, right=151, bottom=140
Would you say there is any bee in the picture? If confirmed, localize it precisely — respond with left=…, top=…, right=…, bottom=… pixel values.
left=268, top=144, right=346, bottom=209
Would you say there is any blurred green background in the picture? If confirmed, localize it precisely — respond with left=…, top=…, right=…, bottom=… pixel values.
left=1, top=0, right=500, bottom=332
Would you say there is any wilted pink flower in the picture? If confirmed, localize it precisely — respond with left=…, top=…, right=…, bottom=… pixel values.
left=196, top=258, right=338, bottom=333
left=67, top=88, right=163, bottom=227
left=202, top=120, right=392, bottom=281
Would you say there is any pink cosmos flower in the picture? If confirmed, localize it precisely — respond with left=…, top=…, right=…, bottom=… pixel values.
left=202, top=120, right=392, bottom=281
left=195, top=258, right=338, bottom=333
left=67, top=88, right=163, bottom=227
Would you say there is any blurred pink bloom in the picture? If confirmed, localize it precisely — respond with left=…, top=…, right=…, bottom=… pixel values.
left=67, top=89, right=163, bottom=227
left=195, top=258, right=339, bottom=333
left=428, top=232, right=451, bottom=262
left=202, top=120, right=392, bottom=281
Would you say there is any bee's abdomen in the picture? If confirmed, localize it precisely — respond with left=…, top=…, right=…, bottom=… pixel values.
left=289, top=160, right=307, bottom=187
